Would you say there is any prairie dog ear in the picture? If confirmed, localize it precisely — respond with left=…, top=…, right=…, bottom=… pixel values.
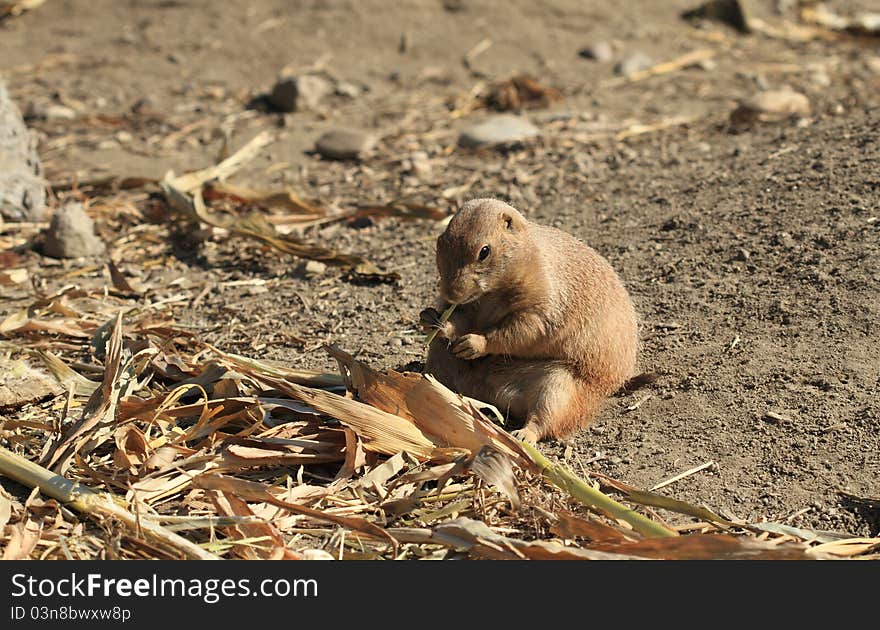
left=501, top=211, right=524, bottom=231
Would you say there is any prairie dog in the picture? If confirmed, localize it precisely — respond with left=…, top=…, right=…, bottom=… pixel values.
left=420, top=198, right=638, bottom=442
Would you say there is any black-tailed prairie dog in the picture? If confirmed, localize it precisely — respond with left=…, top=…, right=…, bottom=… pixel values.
left=420, top=198, right=639, bottom=442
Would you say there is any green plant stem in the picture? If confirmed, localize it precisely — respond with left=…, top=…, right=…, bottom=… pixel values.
left=518, top=440, right=677, bottom=538
left=424, top=304, right=458, bottom=345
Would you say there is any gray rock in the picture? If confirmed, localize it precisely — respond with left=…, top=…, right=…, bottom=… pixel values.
left=406, top=151, right=432, bottom=177
left=269, top=74, right=333, bottom=112
left=0, top=81, right=47, bottom=222
left=614, top=52, right=654, bottom=77
left=458, top=114, right=539, bottom=148
left=578, top=41, right=613, bottom=62
left=315, top=128, right=377, bottom=160
left=731, top=88, right=811, bottom=125
left=25, top=101, right=76, bottom=121
left=43, top=202, right=106, bottom=259
left=334, top=80, right=362, bottom=99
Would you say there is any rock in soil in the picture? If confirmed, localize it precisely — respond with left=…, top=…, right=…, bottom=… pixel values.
left=458, top=114, right=540, bottom=148
left=314, top=128, right=377, bottom=160
left=578, top=41, right=613, bottom=62
left=269, top=74, right=333, bottom=112
left=731, top=88, right=811, bottom=125
left=42, top=202, right=106, bottom=259
left=0, top=81, right=47, bottom=222
left=614, top=52, right=654, bottom=76
left=24, top=101, right=77, bottom=121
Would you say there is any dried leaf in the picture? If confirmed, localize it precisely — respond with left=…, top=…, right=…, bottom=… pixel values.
left=0, top=491, right=12, bottom=533
left=203, top=181, right=327, bottom=217
left=327, top=346, right=531, bottom=467
left=747, top=522, right=850, bottom=544
left=0, top=358, right=63, bottom=409
left=113, top=425, right=149, bottom=470
left=45, top=313, right=129, bottom=471
left=807, top=538, right=880, bottom=558
left=38, top=350, right=101, bottom=397
left=588, top=534, right=814, bottom=560
left=481, top=75, right=564, bottom=111
left=352, top=203, right=448, bottom=222
left=469, top=446, right=520, bottom=509
left=208, top=490, right=303, bottom=559
left=2, top=517, right=41, bottom=560
left=193, top=473, right=397, bottom=551
left=550, top=510, right=638, bottom=544
left=107, top=260, right=139, bottom=295
left=0, top=268, right=27, bottom=285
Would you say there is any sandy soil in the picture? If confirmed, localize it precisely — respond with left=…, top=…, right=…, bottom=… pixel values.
left=1, top=0, right=878, bottom=535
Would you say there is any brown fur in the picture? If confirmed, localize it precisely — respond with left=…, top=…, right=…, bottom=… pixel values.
left=421, top=198, right=639, bottom=442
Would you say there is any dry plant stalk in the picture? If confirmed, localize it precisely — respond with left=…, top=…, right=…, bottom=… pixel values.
left=0, top=446, right=219, bottom=560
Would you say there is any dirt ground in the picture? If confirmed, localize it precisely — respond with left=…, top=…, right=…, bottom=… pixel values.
left=2, top=0, right=878, bottom=536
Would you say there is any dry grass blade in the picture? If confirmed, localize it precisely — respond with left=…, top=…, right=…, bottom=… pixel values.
left=593, top=471, right=737, bottom=529
left=807, top=538, right=880, bottom=558
left=162, top=183, right=399, bottom=281
left=193, top=473, right=397, bottom=552
left=549, top=509, right=639, bottom=544
left=244, top=373, right=439, bottom=459
left=44, top=312, right=126, bottom=472
left=107, top=261, right=139, bottom=295
left=747, top=522, right=850, bottom=544
left=329, top=347, right=675, bottom=537
left=167, top=131, right=274, bottom=193
left=588, top=533, right=816, bottom=560
left=37, top=351, right=101, bottom=396
left=328, top=345, right=530, bottom=466
left=391, top=517, right=638, bottom=560
left=469, top=446, right=520, bottom=509
left=353, top=202, right=448, bottom=222
left=203, top=181, right=327, bottom=218
left=602, top=48, right=716, bottom=87
left=208, top=490, right=304, bottom=559
left=2, top=516, right=41, bottom=560
left=207, top=344, right=344, bottom=388
left=0, top=446, right=219, bottom=559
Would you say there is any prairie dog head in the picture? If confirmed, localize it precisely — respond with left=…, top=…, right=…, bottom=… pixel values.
left=436, top=198, right=530, bottom=304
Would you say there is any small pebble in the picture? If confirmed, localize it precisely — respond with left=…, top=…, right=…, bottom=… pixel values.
left=865, top=55, right=880, bottom=75
left=335, top=80, right=362, bottom=98
left=732, top=88, right=810, bottom=124
left=269, top=74, right=333, bottom=112
left=614, top=52, right=653, bottom=77
left=25, top=101, right=76, bottom=121
left=297, top=260, right=327, bottom=277
left=578, top=41, right=613, bottom=62
left=315, top=128, right=377, bottom=160
left=458, top=114, right=539, bottom=148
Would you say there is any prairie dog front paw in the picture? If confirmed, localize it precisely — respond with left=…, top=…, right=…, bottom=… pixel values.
left=452, top=333, right=487, bottom=360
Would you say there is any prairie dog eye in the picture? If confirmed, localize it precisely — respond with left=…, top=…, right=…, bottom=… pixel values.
left=478, top=245, right=491, bottom=261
